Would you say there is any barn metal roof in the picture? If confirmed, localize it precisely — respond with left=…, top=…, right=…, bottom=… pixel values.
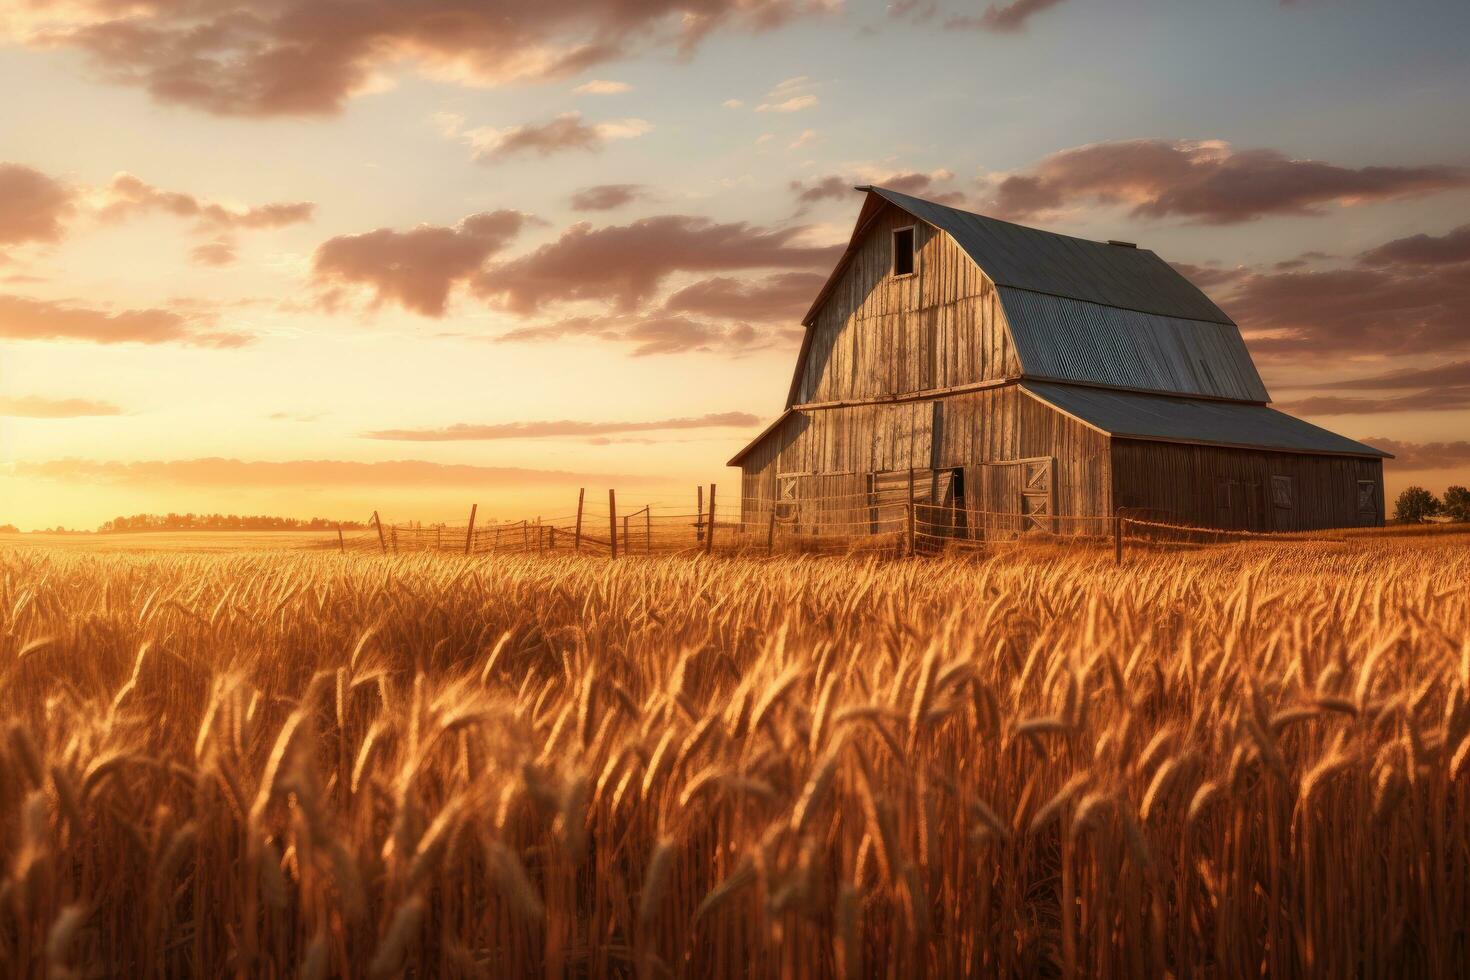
left=1023, top=382, right=1391, bottom=458
left=863, top=187, right=1233, bottom=324
left=1000, top=288, right=1270, bottom=402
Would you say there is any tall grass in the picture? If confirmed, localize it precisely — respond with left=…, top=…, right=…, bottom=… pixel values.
left=1, top=538, right=1467, bottom=976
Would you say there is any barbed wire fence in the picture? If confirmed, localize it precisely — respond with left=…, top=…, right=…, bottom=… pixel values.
left=319, top=484, right=1371, bottom=563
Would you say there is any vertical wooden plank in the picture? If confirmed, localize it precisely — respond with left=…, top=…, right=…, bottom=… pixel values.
left=609, top=489, right=618, bottom=559
left=706, top=484, right=717, bottom=554
left=373, top=510, right=386, bottom=554
left=337, top=524, right=344, bottom=554
left=697, top=485, right=705, bottom=543
left=574, top=489, right=584, bottom=552
left=464, top=504, right=477, bottom=556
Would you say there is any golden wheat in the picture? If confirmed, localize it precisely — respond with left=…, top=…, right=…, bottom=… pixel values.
left=0, top=535, right=1467, bottom=976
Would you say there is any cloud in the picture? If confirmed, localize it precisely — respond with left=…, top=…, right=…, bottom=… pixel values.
left=362, top=411, right=760, bottom=441
left=496, top=313, right=789, bottom=357
left=1359, top=223, right=1470, bottom=267
left=473, top=214, right=842, bottom=313
left=0, top=164, right=75, bottom=246
left=989, top=138, right=1469, bottom=224
left=756, top=95, right=817, bottom=112
left=97, top=173, right=314, bottom=229
left=569, top=184, right=649, bottom=211
left=0, top=395, right=123, bottom=418
left=791, top=169, right=963, bottom=206
left=1276, top=388, right=1470, bottom=416
left=946, top=0, right=1069, bottom=31
left=13, top=457, right=648, bottom=488
left=574, top=79, right=631, bottom=94
left=1363, top=439, right=1470, bottom=471
left=1226, top=264, right=1470, bottom=357
left=21, top=0, right=830, bottom=117
left=312, top=210, right=529, bottom=316
left=0, top=294, right=251, bottom=347
left=190, top=239, right=238, bottom=266
left=788, top=129, right=818, bottom=149
left=462, top=111, right=651, bottom=162
left=1295, top=360, right=1470, bottom=391
left=722, top=98, right=745, bottom=109
left=662, top=272, right=824, bottom=321
left=1169, top=261, right=1248, bottom=289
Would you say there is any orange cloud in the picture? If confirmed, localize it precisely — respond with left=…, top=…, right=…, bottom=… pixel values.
left=26, top=0, right=829, bottom=117
left=362, top=411, right=760, bottom=441
left=0, top=164, right=75, bottom=246
left=0, top=395, right=123, bottom=418
left=1366, top=439, right=1470, bottom=472
left=465, top=112, right=651, bottom=162
left=14, top=457, right=651, bottom=488
left=990, top=139, right=1469, bottom=224
left=98, top=173, right=314, bottom=229
left=312, top=210, right=529, bottom=316
left=948, top=0, right=1069, bottom=31
left=662, top=272, right=825, bottom=322
left=0, top=294, right=251, bottom=347
left=474, top=215, right=842, bottom=313
left=569, top=184, right=650, bottom=211
left=496, top=313, right=795, bottom=357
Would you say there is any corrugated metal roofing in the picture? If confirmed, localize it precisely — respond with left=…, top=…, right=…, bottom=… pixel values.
left=865, top=187, right=1232, bottom=324
left=1023, top=382, right=1391, bottom=458
left=1000, top=288, right=1270, bottom=402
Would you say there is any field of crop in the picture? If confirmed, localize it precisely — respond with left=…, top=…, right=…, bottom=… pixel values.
left=2, top=535, right=1468, bottom=977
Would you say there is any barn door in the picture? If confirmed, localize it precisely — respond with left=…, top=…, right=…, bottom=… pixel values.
left=1357, top=480, right=1378, bottom=525
left=1021, top=458, right=1055, bottom=533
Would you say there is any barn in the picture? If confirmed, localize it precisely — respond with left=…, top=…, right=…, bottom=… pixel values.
left=728, top=186, right=1390, bottom=539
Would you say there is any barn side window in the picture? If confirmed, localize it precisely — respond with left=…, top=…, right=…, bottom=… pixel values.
left=892, top=226, right=916, bottom=277
left=1271, top=475, right=1294, bottom=509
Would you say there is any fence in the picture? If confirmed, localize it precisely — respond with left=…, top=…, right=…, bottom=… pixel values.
left=333, top=485, right=1355, bottom=563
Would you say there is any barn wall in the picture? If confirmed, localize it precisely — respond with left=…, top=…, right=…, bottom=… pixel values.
left=791, top=205, right=1019, bottom=405
left=738, top=385, right=1112, bottom=529
left=1111, top=440, right=1385, bottom=531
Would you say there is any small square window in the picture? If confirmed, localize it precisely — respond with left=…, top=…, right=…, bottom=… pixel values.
left=1271, top=475, right=1294, bottom=509
left=892, top=227, right=915, bottom=277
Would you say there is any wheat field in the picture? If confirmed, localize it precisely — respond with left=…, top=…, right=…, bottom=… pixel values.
left=2, top=536, right=1468, bottom=977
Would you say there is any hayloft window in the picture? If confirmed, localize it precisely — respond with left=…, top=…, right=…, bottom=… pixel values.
left=892, top=226, right=916, bottom=277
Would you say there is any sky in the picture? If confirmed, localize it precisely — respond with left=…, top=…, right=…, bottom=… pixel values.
left=1, top=0, right=1468, bottom=530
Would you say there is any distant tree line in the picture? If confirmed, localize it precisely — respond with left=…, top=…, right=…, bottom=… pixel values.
left=97, top=513, right=369, bottom=533
left=1394, top=485, right=1470, bottom=524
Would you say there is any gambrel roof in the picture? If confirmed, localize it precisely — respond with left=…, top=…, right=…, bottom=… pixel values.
left=796, top=186, right=1270, bottom=404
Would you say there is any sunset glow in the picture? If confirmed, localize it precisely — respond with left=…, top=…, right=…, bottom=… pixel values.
left=2, top=0, right=1468, bottom=529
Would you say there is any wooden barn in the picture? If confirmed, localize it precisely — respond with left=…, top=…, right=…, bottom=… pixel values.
left=729, top=186, right=1390, bottom=538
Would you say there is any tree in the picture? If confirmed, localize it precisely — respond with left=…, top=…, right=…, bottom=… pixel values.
left=1442, top=485, right=1470, bottom=522
left=1393, top=486, right=1441, bottom=523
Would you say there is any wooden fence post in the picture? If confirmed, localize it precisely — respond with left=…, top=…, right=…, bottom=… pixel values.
left=609, top=489, right=618, bottom=559
left=907, top=468, right=917, bottom=556
left=706, top=484, right=716, bottom=555
left=536, top=517, right=542, bottom=553
left=645, top=507, right=651, bottom=554
left=465, top=504, right=477, bottom=556
left=697, top=486, right=705, bottom=544
left=391, top=526, right=398, bottom=554
left=767, top=506, right=777, bottom=555
left=574, top=488, right=584, bottom=552
left=1114, top=513, right=1124, bottom=565
left=373, top=511, right=386, bottom=554
left=337, top=525, right=344, bottom=554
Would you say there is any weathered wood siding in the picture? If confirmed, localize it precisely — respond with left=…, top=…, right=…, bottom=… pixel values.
left=791, top=205, right=1019, bottom=405
left=1111, top=440, right=1385, bottom=531
left=739, top=385, right=1111, bottom=529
